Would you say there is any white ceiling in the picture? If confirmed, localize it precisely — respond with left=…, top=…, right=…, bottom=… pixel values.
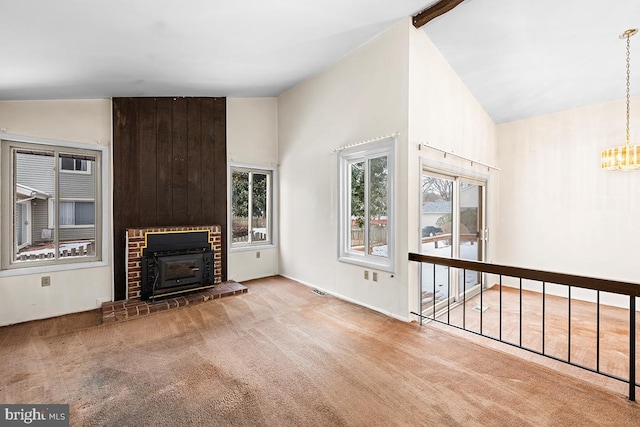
left=423, top=0, right=640, bottom=123
left=1, top=0, right=639, bottom=124
left=0, top=0, right=431, bottom=99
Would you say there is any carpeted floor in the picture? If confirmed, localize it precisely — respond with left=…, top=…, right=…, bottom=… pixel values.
left=0, top=276, right=638, bottom=426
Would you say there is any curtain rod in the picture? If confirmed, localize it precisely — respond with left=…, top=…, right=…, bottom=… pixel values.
left=332, top=132, right=399, bottom=153
left=418, top=142, right=500, bottom=171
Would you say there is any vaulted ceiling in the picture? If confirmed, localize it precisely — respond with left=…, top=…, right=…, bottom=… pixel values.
left=0, top=0, right=432, bottom=99
left=2, top=0, right=639, bottom=124
left=422, top=0, right=640, bottom=123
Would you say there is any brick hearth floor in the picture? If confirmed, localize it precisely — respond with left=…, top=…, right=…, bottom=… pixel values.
left=100, top=281, right=247, bottom=324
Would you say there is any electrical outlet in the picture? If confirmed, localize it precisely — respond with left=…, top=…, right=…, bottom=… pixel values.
left=372, top=272, right=378, bottom=282
left=41, top=276, right=51, bottom=287
left=364, top=270, right=369, bottom=280
left=256, top=251, right=261, bottom=259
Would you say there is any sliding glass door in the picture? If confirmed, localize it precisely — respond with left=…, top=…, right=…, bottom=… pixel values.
left=420, top=173, right=454, bottom=308
left=458, top=179, right=484, bottom=295
left=420, top=170, right=486, bottom=315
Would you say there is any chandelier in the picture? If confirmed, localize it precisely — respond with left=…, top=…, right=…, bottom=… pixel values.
left=601, top=28, right=640, bottom=170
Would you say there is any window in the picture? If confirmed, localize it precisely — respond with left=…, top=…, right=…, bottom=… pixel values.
left=49, top=200, right=95, bottom=227
left=1, top=138, right=102, bottom=268
left=230, top=165, right=274, bottom=248
left=338, top=137, right=395, bottom=271
left=60, top=157, right=90, bottom=174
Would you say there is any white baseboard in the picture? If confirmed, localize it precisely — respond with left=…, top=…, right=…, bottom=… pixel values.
left=279, top=274, right=410, bottom=323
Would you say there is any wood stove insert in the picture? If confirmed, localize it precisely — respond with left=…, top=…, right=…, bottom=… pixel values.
left=140, top=230, right=215, bottom=301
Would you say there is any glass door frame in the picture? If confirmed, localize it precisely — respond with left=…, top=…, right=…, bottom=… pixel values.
left=456, top=175, right=486, bottom=300
left=419, top=165, right=488, bottom=316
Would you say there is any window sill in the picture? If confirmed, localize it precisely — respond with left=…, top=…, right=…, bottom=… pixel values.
left=0, top=260, right=108, bottom=278
left=230, top=244, right=277, bottom=253
left=338, top=255, right=394, bottom=273
left=60, top=170, right=91, bottom=175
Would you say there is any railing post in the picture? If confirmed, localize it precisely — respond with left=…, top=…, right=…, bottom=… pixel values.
left=408, top=252, right=639, bottom=398
left=418, top=262, right=423, bottom=326
left=630, top=295, right=636, bottom=402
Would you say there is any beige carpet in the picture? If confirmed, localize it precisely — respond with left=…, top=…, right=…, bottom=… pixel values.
left=0, top=276, right=638, bottom=426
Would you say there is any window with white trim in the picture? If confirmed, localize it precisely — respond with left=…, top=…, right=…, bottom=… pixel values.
left=1, top=139, right=102, bottom=268
left=338, top=137, right=395, bottom=272
left=60, top=157, right=90, bottom=174
left=48, top=200, right=95, bottom=227
left=230, top=165, right=274, bottom=248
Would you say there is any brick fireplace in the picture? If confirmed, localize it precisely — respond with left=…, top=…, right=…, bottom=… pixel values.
left=101, top=225, right=247, bottom=323
left=126, top=225, right=222, bottom=301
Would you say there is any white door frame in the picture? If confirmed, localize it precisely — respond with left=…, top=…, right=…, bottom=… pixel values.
left=16, top=200, right=32, bottom=251
left=419, top=164, right=488, bottom=314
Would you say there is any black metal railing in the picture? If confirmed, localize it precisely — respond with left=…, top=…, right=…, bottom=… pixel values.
left=409, top=253, right=639, bottom=401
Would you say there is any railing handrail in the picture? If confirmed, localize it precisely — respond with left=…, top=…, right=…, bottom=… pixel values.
left=410, top=251, right=638, bottom=401
left=409, top=253, right=640, bottom=296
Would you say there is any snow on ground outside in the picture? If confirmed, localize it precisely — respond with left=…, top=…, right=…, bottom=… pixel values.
left=18, top=242, right=91, bottom=257
left=420, top=242, right=481, bottom=304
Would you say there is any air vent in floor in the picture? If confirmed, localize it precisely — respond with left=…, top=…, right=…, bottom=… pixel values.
left=311, top=289, right=326, bottom=296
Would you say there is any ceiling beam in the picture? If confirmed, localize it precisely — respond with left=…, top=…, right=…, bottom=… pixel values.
left=413, top=0, right=465, bottom=29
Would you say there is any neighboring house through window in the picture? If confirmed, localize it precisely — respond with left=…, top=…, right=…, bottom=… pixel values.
left=230, top=164, right=275, bottom=248
left=60, top=157, right=90, bottom=173
left=48, top=200, right=95, bottom=227
left=1, top=138, right=102, bottom=268
left=338, top=137, right=395, bottom=272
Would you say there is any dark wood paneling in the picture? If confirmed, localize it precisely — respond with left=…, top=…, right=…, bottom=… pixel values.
left=113, top=97, right=227, bottom=300
left=171, top=98, right=189, bottom=225
left=156, top=99, right=173, bottom=223
left=138, top=98, right=157, bottom=225
left=113, top=98, right=142, bottom=301
left=187, top=98, right=203, bottom=224
left=201, top=99, right=217, bottom=219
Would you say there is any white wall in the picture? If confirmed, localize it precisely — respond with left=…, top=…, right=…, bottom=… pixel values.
left=408, top=29, right=497, bottom=166
left=407, top=27, right=498, bottom=314
left=497, top=99, right=640, bottom=297
left=278, top=20, right=411, bottom=320
left=0, top=99, right=113, bottom=326
left=226, top=98, right=279, bottom=282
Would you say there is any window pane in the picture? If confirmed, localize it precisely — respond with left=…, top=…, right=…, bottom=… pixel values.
left=58, top=155, right=96, bottom=258
left=349, top=161, right=365, bottom=252
left=61, top=157, right=74, bottom=170
left=59, top=201, right=74, bottom=225
left=13, top=149, right=55, bottom=262
left=251, top=173, right=268, bottom=242
left=75, top=202, right=95, bottom=225
left=231, top=171, right=249, bottom=243
left=458, top=182, right=482, bottom=294
left=368, top=156, right=388, bottom=257
left=421, top=174, right=454, bottom=307
left=60, top=157, right=88, bottom=172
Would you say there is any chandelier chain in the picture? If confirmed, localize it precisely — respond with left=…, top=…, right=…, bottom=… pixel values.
left=626, top=34, right=631, bottom=145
